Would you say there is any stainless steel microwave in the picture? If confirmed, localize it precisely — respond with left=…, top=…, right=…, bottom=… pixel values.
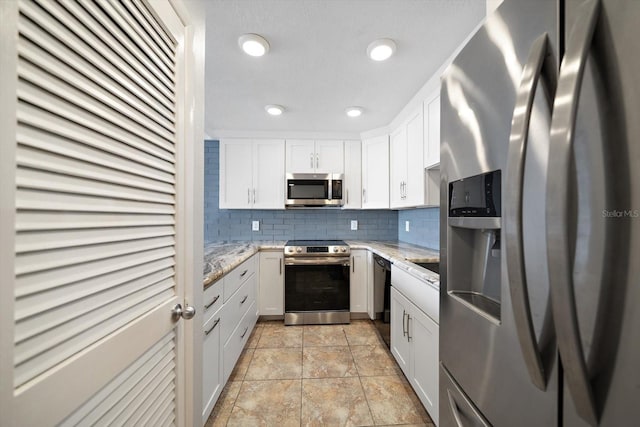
left=285, top=173, right=344, bottom=207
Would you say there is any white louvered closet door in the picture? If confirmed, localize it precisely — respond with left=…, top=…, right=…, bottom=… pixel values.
left=0, top=0, right=188, bottom=425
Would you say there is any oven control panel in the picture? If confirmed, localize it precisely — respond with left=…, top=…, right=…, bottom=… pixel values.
left=284, top=241, right=350, bottom=257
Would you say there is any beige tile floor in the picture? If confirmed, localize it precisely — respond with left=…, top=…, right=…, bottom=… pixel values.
left=205, top=320, right=435, bottom=427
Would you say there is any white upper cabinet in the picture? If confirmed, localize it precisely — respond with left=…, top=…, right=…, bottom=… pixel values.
left=220, top=139, right=285, bottom=209
left=315, top=140, right=344, bottom=173
left=286, top=139, right=344, bottom=174
left=220, top=139, right=253, bottom=209
left=405, top=108, right=425, bottom=206
left=285, top=139, right=315, bottom=173
left=390, top=107, right=425, bottom=208
left=390, top=127, right=407, bottom=208
left=361, top=135, right=389, bottom=209
left=343, top=140, right=362, bottom=209
left=253, top=140, right=286, bottom=209
left=425, top=94, right=441, bottom=168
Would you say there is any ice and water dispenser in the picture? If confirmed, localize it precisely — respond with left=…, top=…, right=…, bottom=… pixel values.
left=447, top=170, right=502, bottom=321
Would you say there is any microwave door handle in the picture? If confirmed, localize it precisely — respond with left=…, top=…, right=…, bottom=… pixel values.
left=310, top=153, right=314, bottom=169
left=547, top=0, right=601, bottom=425
left=504, top=33, right=556, bottom=392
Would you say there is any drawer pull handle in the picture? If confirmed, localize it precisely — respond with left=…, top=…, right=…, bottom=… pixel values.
left=240, top=326, right=249, bottom=338
left=205, top=318, right=220, bottom=336
left=402, top=309, right=407, bottom=337
left=240, top=269, right=248, bottom=278
left=240, top=295, right=248, bottom=304
left=204, top=295, right=220, bottom=309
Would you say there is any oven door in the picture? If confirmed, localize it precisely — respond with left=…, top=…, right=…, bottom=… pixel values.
left=284, top=257, right=350, bottom=313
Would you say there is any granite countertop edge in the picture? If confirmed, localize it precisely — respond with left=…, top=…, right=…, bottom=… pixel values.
left=346, top=241, right=440, bottom=288
left=203, top=240, right=440, bottom=289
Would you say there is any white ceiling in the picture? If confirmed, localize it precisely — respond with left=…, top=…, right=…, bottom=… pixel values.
left=204, top=0, right=486, bottom=137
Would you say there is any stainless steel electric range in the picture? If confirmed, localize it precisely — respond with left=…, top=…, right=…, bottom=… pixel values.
left=283, top=240, right=350, bottom=325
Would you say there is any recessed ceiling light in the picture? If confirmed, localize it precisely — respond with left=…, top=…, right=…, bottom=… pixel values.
left=238, top=33, right=270, bottom=57
left=367, top=38, right=396, bottom=61
left=265, top=104, right=284, bottom=116
left=345, top=107, right=363, bottom=118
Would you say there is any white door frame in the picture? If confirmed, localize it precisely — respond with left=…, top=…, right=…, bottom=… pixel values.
left=166, top=0, right=205, bottom=425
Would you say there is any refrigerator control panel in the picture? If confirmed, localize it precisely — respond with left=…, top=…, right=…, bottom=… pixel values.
left=449, top=170, right=501, bottom=217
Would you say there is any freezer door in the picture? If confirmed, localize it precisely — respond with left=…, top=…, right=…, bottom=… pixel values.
left=547, top=0, right=640, bottom=425
left=440, top=0, right=559, bottom=425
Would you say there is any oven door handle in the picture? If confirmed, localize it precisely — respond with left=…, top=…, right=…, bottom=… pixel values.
left=284, top=257, right=351, bottom=266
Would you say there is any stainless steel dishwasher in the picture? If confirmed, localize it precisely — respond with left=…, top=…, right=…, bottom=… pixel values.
left=372, top=254, right=391, bottom=348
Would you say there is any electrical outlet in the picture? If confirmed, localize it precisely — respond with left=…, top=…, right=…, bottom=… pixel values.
left=405, top=221, right=410, bottom=232
left=252, top=220, right=260, bottom=231
left=350, top=220, right=358, bottom=231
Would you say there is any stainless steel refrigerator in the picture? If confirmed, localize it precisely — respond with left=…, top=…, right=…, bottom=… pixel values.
left=439, top=0, right=640, bottom=425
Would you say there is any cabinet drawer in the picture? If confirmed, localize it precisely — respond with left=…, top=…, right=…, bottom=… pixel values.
left=221, top=273, right=257, bottom=345
left=202, top=307, right=223, bottom=422
left=224, top=255, right=256, bottom=302
left=223, top=300, right=257, bottom=382
left=203, top=279, right=223, bottom=325
left=392, top=265, right=439, bottom=323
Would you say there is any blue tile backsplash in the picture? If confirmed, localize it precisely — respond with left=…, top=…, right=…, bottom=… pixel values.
left=205, top=140, right=439, bottom=249
left=397, top=208, right=440, bottom=249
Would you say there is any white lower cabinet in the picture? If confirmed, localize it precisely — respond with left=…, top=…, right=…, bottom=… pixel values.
left=409, top=302, right=439, bottom=423
left=202, top=254, right=258, bottom=423
left=350, top=249, right=368, bottom=313
left=259, top=251, right=284, bottom=316
left=202, top=308, right=222, bottom=423
left=223, top=300, right=257, bottom=382
left=390, top=284, right=439, bottom=425
left=390, top=287, right=412, bottom=375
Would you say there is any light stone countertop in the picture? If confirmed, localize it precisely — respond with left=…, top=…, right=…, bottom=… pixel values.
left=203, top=241, right=286, bottom=288
left=203, top=240, right=440, bottom=289
left=346, top=240, right=440, bottom=288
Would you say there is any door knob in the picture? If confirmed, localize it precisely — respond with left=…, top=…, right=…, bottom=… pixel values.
left=172, top=303, right=196, bottom=320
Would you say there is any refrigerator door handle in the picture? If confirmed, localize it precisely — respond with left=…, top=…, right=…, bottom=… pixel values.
left=505, top=33, right=557, bottom=391
left=446, top=391, right=465, bottom=427
left=547, top=0, right=601, bottom=425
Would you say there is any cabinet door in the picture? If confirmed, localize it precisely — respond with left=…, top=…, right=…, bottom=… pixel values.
left=254, top=139, right=285, bottom=209
left=202, top=311, right=222, bottom=422
left=220, top=139, right=253, bottom=209
left=350, top=249, right=368, bottom=313
left=425, top=95, right=440, bottom=168
left=390, top=127, right=407, bottom=208
left=406, top=108, right=425, bottom=206
left=286, top=139, right=315, bottom=173
left=390, top=287, right=411, bottom=376
left=362, top=135, right=389, bottom=209
left=410, top=307, right=439, bottom=425
left=259, top=251, right=284, bottom=315
left=315, top=140, right=344, bottom=174
left=343, top=140, right=362, bottom=209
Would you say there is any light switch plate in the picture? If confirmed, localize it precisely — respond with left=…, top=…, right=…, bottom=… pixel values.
left=252, top=220, right=260, bottom=231
left=350, top=220, right=358, bottom=231
left=405, top=221, right=410, bottom=232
